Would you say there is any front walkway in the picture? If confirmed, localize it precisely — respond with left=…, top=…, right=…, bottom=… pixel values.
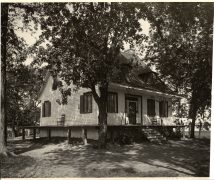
left=1, top=138, right=210, bottom=177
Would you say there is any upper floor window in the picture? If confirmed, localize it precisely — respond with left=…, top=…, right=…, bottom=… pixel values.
left=107, top=92, right=118, bottom=113
left=159, top=101, right=168, bottom=117
left=147, top=99, right=155, bottom=116
left=80, top=92, right=92, bottom=113
left=42, top=101, right=51, bottom=117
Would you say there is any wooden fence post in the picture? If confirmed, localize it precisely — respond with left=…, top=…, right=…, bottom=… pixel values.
left=68, top=128, right=72, bottom=144
left=22, top=128, right=25, bottom=140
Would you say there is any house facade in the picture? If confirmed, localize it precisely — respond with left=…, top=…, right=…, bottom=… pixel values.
left=38, top=51, right=181, bottom=140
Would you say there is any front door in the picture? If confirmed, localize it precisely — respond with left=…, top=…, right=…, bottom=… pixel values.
left=128, top=101, right=137, bottom=124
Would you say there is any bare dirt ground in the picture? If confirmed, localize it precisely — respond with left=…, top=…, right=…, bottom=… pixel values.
left=0, top=138, right=210, bottom=178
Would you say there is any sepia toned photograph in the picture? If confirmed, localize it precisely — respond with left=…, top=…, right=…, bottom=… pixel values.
left=0, top=2, right=213, bottom=178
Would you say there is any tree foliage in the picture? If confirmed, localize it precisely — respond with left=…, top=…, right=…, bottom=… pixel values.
left=143, top=2, right=213, bottom=137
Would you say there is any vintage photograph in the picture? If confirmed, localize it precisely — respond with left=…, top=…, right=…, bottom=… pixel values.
left=0, top=2, right=212, bottom=178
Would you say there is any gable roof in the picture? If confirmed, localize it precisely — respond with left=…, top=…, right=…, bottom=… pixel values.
left=37, top=50, right=182, bottom=99
left=37, top=71, right=51, bottom=100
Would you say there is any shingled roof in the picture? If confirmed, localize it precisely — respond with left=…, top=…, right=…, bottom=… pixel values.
left=38, top=50, right=180, bottom=99
left=114, top=50, right=176, bottom=95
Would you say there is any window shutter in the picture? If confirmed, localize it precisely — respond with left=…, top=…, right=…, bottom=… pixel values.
left=152, top=100, right=155, bottom=116
left=42, top=103, right=45, bottom=117
left=88, top=94, right=92, bottom=113
left=44, top=102, right=48, bottom=117
left=48, top=101, right=51, bottom=117
left=116, top=94, right=118, bottom=113
left=80, top=95, right=84, bottom=113
left=165, top=101, right=168, bottom=117
left=107, top=93, right=118, bottom=113
left=159, top=101, right=163, bottom=117
left=147, top=99, right=150, bottom=116
left=159, top=101, right=168, bottom=117
left=147, top=99, right=155, bottom=116
left=85, top=95, right=88, bottom=113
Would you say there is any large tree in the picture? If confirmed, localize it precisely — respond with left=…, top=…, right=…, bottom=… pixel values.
left=1, top=3, right=9, bottom=156
left=1, top=3, right=40, bottom=155
left=142, top=2, right=213, bottom=138
left=34, top=2, right=146, bottom=148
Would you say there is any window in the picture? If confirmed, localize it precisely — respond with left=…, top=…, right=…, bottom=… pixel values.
left=80, top=93, right=92, bottom=113
left=42, top=101, right=51, bottom=117
left=107, top=92, right=118, bottom=113
left=159, top=101, right=168, bottom=117
left=147, top=99, right=155, bottom=116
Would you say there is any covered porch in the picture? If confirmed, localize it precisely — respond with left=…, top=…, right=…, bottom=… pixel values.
left=107, top=83, right=183, bottom=126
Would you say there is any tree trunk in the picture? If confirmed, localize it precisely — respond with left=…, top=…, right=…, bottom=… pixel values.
left=12, top=124, right=16, bottom=138
left=1, top=3, right=9, bottom=155
left=178, top=100, right=182, bottom=118
left=190, top=114, right=196, bottom=138
left=97, top=85, right=108, bottom=149
left=189, top=99, right=198, bottom=138
left=98, top=102, right=108, bottom=148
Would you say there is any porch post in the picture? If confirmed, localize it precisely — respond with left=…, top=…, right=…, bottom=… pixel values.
left=68, top=128, right=72, bottom=144
left=33, top=128, right=36, bottom=140
left=22, top=128, right=25, bottom=140
left=81, top=127, right=87, bottom=145
left=48, top=128, right=51, bottom=140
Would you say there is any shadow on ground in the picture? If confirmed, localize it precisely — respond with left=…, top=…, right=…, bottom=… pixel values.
left=1, top=138, right=210, bottom=177
left=7, top=138, right=67, bottom=154
left=43, top=138, right=210, bottom=177
left=0, top=155, right=36, bottom=178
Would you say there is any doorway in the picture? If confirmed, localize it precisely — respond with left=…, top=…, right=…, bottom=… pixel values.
left=128, top=101, right=137, bottom=124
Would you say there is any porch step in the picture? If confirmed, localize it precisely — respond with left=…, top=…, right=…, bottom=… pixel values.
left=142, top=128, right=167, bottom=143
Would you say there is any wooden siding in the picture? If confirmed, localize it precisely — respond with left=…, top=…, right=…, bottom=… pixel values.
left=39, top=76, right=175, bottom=128
left=39, top=76, right=98, bottom=126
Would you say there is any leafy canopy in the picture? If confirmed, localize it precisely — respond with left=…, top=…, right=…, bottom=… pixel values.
left=144, top=2, right=212, bottom=114
left=6, top=3, right=43, bottom=128
left=34, top=2, right=147, bottom=102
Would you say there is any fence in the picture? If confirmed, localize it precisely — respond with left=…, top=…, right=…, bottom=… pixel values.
left=184, top=125, right=210, bottom=139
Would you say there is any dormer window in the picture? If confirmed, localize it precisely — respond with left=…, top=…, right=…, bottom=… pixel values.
left=140, top=72, right=152, bottom=83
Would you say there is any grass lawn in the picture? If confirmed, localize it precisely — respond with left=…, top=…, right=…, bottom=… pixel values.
left=0, top=138, right=210, bottom=178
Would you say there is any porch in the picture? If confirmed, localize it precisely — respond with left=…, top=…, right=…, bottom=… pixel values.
left=20, top=124, right=186, bottom=144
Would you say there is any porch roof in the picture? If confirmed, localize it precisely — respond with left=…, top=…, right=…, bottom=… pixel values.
left=110, top=83, right=184, bottom=99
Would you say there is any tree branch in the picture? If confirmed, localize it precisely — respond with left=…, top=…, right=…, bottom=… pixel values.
left=90, top=84, right=100, bottom=105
